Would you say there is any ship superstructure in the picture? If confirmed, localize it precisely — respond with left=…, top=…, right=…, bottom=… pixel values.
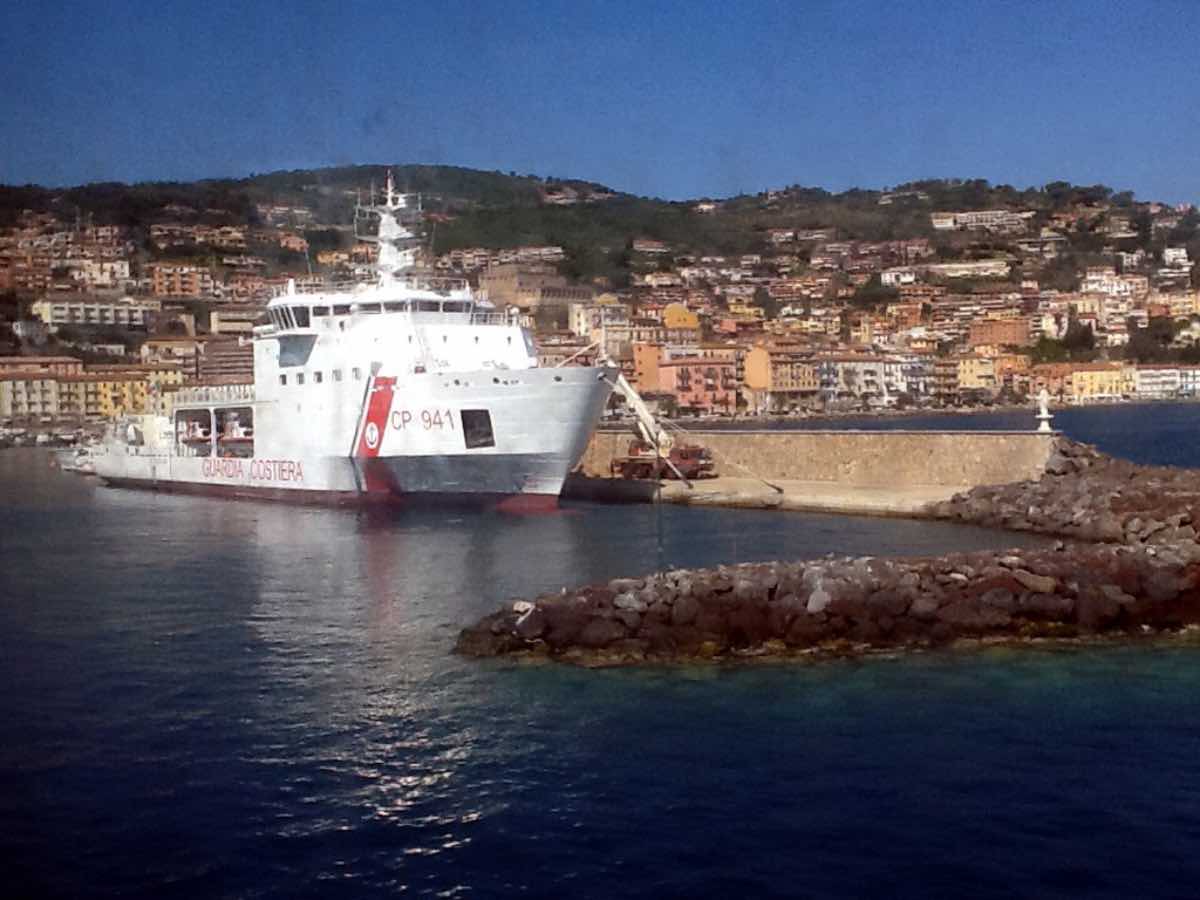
left=94, top=174, right=615, bottom=508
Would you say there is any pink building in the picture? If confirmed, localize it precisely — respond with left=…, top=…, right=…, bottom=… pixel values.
left=658, top=357, right=737, bottom=415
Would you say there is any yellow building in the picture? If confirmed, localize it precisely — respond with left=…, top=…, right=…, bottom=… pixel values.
left=58, top=374, right=151, bottom=418
left=744, top=345, right=819, bottom=412
left=956, top=355, right=997, bottom=393
left=726, top=301, right=766, bottom=321
left=1067, top=362, right=1134, bottom=402
left=661, top=302, right=700, bottom=331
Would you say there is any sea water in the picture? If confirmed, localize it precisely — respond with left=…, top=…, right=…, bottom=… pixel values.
left=2, top=403, right=1199, bottom=898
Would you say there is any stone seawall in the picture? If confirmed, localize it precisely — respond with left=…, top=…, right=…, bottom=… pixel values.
left=578, top=429, right=1056, bottom=488
left=570, top=430, right=1059, bottom=516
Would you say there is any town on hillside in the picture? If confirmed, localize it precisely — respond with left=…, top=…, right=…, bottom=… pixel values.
left=2, top=170, right=1200, bottom=428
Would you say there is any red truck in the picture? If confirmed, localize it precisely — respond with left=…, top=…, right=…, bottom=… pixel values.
left=609, top=439, right=716, bottom=480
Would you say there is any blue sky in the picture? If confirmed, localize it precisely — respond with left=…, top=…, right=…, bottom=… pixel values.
left=3, top=0, right=1199, bottom=202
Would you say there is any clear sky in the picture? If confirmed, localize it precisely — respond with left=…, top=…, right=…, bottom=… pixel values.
left=3, top=0, right=1198, bottom=203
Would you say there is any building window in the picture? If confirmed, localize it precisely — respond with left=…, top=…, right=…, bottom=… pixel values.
left=461, top=409, right=495, bottom=449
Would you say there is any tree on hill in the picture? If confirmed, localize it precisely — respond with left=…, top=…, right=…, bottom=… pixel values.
left=752, top=286, right=781, bottom=320
left=849, top=274, right=899, bottom=308
left=1124, top=316, right=1178, bottom=363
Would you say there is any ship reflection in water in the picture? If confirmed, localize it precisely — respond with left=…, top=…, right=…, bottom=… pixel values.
left=9, top=449, right=1200, bottom=898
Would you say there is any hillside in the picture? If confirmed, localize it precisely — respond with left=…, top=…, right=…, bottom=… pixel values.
left=1, top=167, right=1197, bottom=290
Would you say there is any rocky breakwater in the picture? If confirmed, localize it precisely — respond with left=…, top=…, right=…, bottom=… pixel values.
left=456, top=542, right=1200, bottom=665
left=930, top=437, right=1200, bottom=544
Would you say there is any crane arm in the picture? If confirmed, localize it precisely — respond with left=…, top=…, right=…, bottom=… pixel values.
left=608, top=372, right=673, bottom=453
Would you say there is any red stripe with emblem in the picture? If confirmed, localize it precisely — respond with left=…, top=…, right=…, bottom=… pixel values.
left=355, top=376, right=396, bottom=459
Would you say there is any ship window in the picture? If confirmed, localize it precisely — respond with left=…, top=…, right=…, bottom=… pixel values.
left=293, top=306, right=310, bottom=328
left=313, top=305, right=330, bottom=316
left=279, top=374, right=287, bottom=386
left=314, top=371, right=323, bottom=384
left=283, top=307, right=296, bottom=329
left=296, top=373, right=305, bottom=385
left=384, top=301, right=409, bottom=313
left=175, top=409, right=213, bottom=457
left=356, top=303, right=381, bottom=314
left=417, top=300, right=440, bottom=312
left=333, top=304, right=350, bottom=315
left=332, top=369, right=342, bottom=382
left=461, top=409, right=495, bottom=449
left=352, top=367, right=362, bottom=380
left=216, top=406, right=254, bottom=458
left=443, top=301, right=468, bottom=313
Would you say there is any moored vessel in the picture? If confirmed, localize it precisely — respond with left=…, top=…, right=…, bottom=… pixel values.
left=93, top=175, right=616, bottom=509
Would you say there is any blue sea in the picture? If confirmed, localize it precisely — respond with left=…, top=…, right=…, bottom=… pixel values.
left=3, top=402, right=1200, bottom=898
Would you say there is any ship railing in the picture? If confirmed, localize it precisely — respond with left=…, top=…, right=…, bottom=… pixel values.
left=269, top=275, right=471, bottom=297
left=469, top=311, right=520, bottom=327
left=174, top=384, right=256, bottom=405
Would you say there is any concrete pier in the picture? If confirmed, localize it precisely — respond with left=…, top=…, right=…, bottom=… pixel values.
left=568, top=429, right=1058, bottom=516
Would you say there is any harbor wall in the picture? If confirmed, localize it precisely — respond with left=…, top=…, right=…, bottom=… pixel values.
left=576, top=430, right=1057, bottom=489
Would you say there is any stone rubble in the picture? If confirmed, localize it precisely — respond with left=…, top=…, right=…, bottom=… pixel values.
left=456, top=437, right=1200, bottom=666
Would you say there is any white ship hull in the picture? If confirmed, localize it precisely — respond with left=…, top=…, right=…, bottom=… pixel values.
left=95, top=366, right=613, bottom=510
left=93, top=178, right=617, bottom=510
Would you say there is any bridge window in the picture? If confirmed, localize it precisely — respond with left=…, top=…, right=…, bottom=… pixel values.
left=443, top=301, right=469, bottom=313
left=384, top=301, right=409, bottom=313
left=333, top=304, right=350, bottom=315
left=293, top=306, right=310, bottom=327
left=312, top=305, right=330, bottom=316
left=461, top=409, right=495, bottom=449
left=417, top=300, right=440, bottom=312
left=356, top=303, right=381, bottom=314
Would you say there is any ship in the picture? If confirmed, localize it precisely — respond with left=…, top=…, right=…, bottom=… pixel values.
left=93, top=174, right=616, bottom=510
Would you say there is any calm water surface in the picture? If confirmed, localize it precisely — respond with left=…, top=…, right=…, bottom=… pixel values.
left=700, top=400, right=1200, bottom=467
left=3, top=404, right=1200, bottom=898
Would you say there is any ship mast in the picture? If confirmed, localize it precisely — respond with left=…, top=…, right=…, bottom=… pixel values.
left=355, top=169, right=421, bottom=283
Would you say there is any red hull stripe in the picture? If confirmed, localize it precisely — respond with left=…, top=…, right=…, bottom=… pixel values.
left=355, top=376, right=397, bottom=459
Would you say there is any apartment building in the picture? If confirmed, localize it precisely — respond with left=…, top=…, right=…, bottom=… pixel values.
left=31, top=296, right=161, bottom=330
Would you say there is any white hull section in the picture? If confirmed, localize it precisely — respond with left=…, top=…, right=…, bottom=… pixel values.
left=93, top=366, right=613, bottom=505
left=93, top=180, right=617, bottom=508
